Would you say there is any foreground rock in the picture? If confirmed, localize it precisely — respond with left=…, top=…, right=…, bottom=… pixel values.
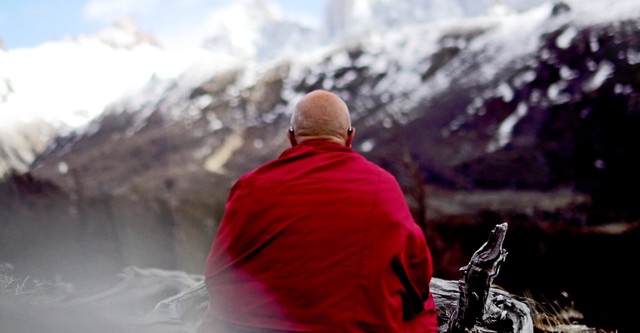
left=144, top=277, right=534, bottom=333
left=148, top=223, right=534, bottom=333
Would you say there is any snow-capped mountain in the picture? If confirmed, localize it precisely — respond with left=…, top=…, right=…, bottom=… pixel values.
left=3, top=0, right=639, bottom=199
left=0, top=17, right=239, bottom=176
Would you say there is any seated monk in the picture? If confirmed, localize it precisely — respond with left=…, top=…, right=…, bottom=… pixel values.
left=198, top=89, right=438, bottom=333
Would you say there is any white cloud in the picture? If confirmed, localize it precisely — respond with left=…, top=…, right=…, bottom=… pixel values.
left=82, top=0, right=160, bottom=22
left=281, top=10, right=320, bottom=28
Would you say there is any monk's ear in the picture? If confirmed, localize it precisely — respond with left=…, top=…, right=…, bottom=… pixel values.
left=288, top=127, right=297, bottom=147
left=345, top=126, right=355, bottom=147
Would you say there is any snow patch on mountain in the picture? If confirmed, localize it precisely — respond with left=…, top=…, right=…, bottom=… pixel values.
left=77, top=16, right=161, bottom=50
left=200, top=0, right=319, bottom=61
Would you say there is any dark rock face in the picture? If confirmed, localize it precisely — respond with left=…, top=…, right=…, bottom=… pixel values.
left=2, top=7, right=640, bottom=332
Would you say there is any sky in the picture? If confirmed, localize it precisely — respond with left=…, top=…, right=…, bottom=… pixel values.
left=0, top=0, right=326, bottom=49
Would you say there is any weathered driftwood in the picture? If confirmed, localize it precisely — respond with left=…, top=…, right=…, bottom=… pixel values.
left=148, top=223, right=534, bottom=333
left=436, top=222, right=533, bottom=333
left=432, top=278, right=533, bottom=333
left=449, top=222, right=508, bottom=332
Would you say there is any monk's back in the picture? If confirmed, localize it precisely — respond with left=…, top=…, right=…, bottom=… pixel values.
left=203, top=140, right=422, bottom=332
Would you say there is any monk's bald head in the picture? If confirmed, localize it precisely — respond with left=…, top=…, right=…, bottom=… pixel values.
left=290, top=90, right=352, bottom=145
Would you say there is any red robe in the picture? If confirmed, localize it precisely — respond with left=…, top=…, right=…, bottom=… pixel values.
left=201, top=140, right=438, bottom=332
